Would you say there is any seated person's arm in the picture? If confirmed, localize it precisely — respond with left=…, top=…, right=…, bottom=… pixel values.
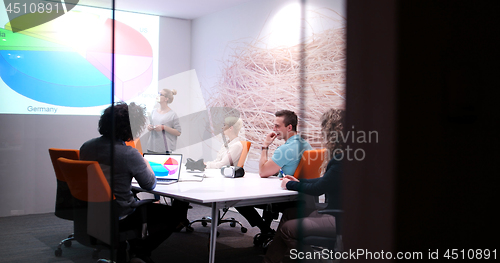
left=143, top=157, right=154, bottom=174
left=206, top=142, right=243, bottom=169
left=280, top=175, right=299, bottom=189
left=130, top=152, right=156, bottom=190
left=259, top=132, right=282, bottom=177
left=259, top=150, right=281, bottom=178
left=282, top=158, right=340, bottom=196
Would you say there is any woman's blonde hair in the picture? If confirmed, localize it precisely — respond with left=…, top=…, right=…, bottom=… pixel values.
left=225, top=117, right=243, bottom=135
left=162, top=89, right=177, bottom=104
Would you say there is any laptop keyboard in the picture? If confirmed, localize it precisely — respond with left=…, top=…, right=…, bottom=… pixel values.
left=156, top=178, right=177, bottom=184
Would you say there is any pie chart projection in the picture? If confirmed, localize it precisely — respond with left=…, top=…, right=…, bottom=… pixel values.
left=86, top=18, right=153, bottom=102
left=163, top=157, right=180, bottom=176
left=149, top=157, right=180, bottom=177
left=0, top=10, right=154, bottom=107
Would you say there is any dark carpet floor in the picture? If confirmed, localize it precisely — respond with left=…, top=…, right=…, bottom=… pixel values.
left=0, top=203, right=277, bottom=263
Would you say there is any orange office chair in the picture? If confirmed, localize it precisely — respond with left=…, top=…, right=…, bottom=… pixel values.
left=293, top=149, right=327, bottom=179
left=237, top=141, right=251, bottom=167
left=188, top=141, right=252, bottom=235
left=293, top=149, right=327, bottom=204
left=48, top=148, right=80, bottom=257
left=255, top=149, right=329, bottom=249
left=57, top=157, right=152, bottom=262
left=125, top=138, right=143, bottom=155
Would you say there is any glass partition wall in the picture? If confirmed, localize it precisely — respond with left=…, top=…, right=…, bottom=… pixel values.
left=0, top=0, right=346, bottom=261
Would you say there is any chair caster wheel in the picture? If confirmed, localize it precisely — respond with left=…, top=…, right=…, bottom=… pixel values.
left=262, top=238, right=273, bottom=253
left=241, top=227, right=248, bottom=233
left=63, top=240, right=72, bottom=247
left=55, top=248, right=62, bottom=257
left=201, top=217, right=208, bottom=227
left=230, top=222, right=236, bottom=227
left=253, top=233, right=262, bottom=246
left=253, top=230, right=275, bottom=247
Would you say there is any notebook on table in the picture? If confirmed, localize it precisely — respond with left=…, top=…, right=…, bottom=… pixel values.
left=143, top=153, right=183, bottom=184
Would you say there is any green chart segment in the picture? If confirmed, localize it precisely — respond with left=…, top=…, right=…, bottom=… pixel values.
left=0, top=28, right=112, bottom=107
left=0, top=28, right=72, bottom=51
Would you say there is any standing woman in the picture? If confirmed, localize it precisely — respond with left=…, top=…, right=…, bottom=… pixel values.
left=147, top=89, right=189, bottom=226
left=147, top=89, right=181, bottom=153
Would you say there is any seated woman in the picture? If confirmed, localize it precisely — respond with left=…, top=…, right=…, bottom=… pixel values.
left=171, top=117, right=244, bottom=233
left=80, top=102, right=187, bottom=263
left=205, top=117, right=244, bottom=168
left=263, top=108, right=344, bottom=263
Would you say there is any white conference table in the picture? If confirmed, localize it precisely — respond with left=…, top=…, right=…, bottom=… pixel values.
left=132, top=169, right=298, bottom=263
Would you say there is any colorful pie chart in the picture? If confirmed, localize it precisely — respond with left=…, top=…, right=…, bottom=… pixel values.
left=0, top=11, right=153, bottom=107
left=163, top=157, right=179, bottom=175
left=149, top=157, right=179, bottom=177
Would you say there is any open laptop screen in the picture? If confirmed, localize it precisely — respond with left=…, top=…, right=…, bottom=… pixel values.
left=143, top=153, right=183, bottom=182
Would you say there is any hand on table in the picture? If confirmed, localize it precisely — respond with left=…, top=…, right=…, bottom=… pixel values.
left=281, top=175, right=298, bottom=189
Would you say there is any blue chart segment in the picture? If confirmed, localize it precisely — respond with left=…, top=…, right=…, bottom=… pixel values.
left=0, top=50, right=111, bottom=107
left=148, top=157, right=179, bottom=177
left=0, top=10, right=155, bottom=108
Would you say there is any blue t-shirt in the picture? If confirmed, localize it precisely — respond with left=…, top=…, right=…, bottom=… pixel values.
left=271, top=134, right=312, bottom=175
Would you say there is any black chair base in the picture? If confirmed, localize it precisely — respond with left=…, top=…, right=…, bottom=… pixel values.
left=55, top=234, right=74, bottom=257
left=188, top=208, right=248, bottom=235
left=54, top=233, right=102, bottom=259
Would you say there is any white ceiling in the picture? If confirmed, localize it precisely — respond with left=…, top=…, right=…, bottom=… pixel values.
left=79, top=0, right=255, bottom=20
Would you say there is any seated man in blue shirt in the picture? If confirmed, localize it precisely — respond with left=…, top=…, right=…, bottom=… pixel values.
left=236, top=110, right=312, bottom=246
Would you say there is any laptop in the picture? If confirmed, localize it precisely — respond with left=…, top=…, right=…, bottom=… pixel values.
left=143, top=153, right=183, bottom=184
